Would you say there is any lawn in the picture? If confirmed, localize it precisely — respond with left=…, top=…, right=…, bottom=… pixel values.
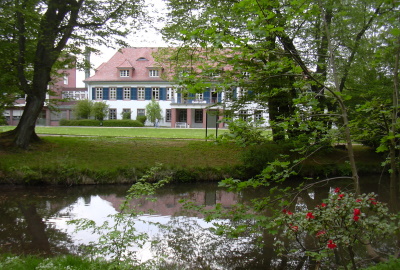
left=0, top=126, right=227, bottom=139
left=0, top=136, right=242, bottom=171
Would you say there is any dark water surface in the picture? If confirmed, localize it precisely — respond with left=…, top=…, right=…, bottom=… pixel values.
left=0, top=177, right=396, bottom=269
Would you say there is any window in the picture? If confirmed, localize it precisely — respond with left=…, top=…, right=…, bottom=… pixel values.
left=152, top=87, right=159, bottom=100
left=195, top=93, right=203, bottom=101
left=123, top=87, right=131, bottom=100
left=109, top=109, right=117, bottom=120
left=137, top=87, right=145, bottom=100
left=195, top=109, right=203, bottom=123
left=63, top=75, right=68, bottom=85
left=255, top=110, right=263, bottom=121
left=179, top=110, right=187, bottom=122
left=109, top=87, right=117, bottom=100
left=137, top=109, right=145, bottom=116
left=149, top=69, right=159, bottom=77
left=62, top=91, right=72, bottom=99
left=224, top=89, right=233, bottom=102
left=211, top=88, right=218, bottom=103
left=166, top=87, right=174, bottom=100
left=165, top=109, right=171, bottom=122
left=95, top=87, right=103, bottom=100
left=237, top=87, right=247, bottom=99
left=63, top=91, right=87, bottom=100
left=242, top=71, right=250, bottom=77
left=239, top=110, right=248, bottom=121
left=120, top=70, right=130, bottom=77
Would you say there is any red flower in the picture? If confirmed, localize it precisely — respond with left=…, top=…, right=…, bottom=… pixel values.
left=327, top=239, right=337, bottom=249
left=291, top=225, right=299, bottom=231
left=282, top=209, right=293, bottom=215
left=316, top=230, right=326, bottom=237
left=353, top=208, right=361, bottom=216
left=338, top=194, right=345, bottom=200
left=369, top=198, right=377, bottom=205
left=334, top=187, right=341, bottom=193
left=306, top=212, right=315, bottom=219
left=353, top=215, right=360, bottom=221
left=320, top=203, right=327, bottom=208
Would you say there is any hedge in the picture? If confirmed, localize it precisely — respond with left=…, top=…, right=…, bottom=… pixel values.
left=59, top=119, right=144, bottom=127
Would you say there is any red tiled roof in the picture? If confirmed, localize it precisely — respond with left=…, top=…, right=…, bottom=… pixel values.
left=85, top=47, right=165, bottom=82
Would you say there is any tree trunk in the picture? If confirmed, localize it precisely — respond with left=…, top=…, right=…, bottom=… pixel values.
left=13, top=95, right=45, bottom=149
left=390, top=35, right=400, bottom=210
left=19, top=204, right=52, bottom=255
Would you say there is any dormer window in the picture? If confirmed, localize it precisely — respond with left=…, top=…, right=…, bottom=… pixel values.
left=149, top=69, right=159, bottom=77
left=120, top=69, right=130, bottom=77
left=137, top=57, right=148, bottom=61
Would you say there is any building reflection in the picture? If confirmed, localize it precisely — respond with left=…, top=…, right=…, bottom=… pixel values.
left=100, top=189, right=239, bottom=217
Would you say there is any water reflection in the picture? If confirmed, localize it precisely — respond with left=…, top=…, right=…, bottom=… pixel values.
left=0, top=179, right=397, bottom=269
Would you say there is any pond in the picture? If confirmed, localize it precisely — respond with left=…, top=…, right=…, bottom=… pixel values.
left=0, top=177, right=397, bottom=269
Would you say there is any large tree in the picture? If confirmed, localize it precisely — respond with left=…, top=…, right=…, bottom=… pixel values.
left=161, top=0, right=399, bottom=193
left=0, top=0, right=146, bottom=149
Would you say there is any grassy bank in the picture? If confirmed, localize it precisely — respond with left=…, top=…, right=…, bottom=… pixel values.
left=0, top=136, right=243, bottom=185
left=1, top=253, right=399, bottom=270
left=0, top=126, right=228, bottom=139
left=0, top=126, right=385, bottom=185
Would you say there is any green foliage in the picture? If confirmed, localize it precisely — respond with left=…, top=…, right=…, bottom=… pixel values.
left=101, top=120, right=143, bottom=127
left=121, top=111, right=132, bottom=120
left=60, top=119, right=101, bottom=126
left=218, top=118, right=268, bottom=147
left=136, top=115, right=147, bottom=124
left=145, top=99, right=162, bottom=126
left=0, top=108, right=7, bottom=125
left=350, top=99, right=392, bottom=148
left=364, top=258, right=400, bottom=270
left=59, top=119, right=144, bottom=127
left=73, top=100, right=93, bottom=119
left=92, top=102, right=109, bottom=121
left=0, top=254, right=128, bottom=270
left=73, top=101, right=109, bottom=121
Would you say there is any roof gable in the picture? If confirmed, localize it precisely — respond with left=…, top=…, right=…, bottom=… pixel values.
left=85, top=47, right=165, bottom=82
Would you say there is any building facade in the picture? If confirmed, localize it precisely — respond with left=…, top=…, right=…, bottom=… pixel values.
left=4, top=65, right=86, bottom=126
left=85, top=47, right=268, bottom=128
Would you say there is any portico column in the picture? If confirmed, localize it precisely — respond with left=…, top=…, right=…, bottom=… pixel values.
left=9, top=109, right=14, bottom=126
left=218, top=109, right=224, bottom=128
left=202, top=109, right=207, bottom=128
left=187, top=108, right=192, bottom=128
left=46, top=109, right=51, bottom=126
left=171, top=108, right=177, bottom=128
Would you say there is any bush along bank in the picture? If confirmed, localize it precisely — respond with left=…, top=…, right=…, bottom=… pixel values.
left=0, top=164, right=244, bottom=186
left=59, top=119, right=144, bottom=127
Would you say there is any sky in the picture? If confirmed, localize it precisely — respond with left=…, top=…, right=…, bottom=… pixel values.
left=76, top=0, right=169, bottom=87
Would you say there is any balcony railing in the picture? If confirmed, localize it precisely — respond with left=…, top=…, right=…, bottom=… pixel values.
left=171, top=97, right=219, bottom=104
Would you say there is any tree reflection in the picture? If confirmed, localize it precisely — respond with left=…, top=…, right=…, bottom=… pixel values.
left=0, top=186, right=114, bottom=255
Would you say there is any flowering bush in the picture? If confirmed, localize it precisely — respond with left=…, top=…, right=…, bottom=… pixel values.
left=275, top=188, right=399, bottom=269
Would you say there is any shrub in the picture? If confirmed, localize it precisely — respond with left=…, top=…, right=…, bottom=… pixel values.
left=136, top=115, right=147, bottom=125
left=92, top=101, right=109, bottom=121
left=72, top=99, right=93, bottom=119
left=59, top=119, right=144, bottom=127
left=59, top=119, right=101, bottom=126
left=275, top=189, right=399, bottom=269
left=102, top=120, right=144, bottom=127
left=240, top=142, right=292, bottom=177
left=218, top=119, right=267, bottom=147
